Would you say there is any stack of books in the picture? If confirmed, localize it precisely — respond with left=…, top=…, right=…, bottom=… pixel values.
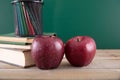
left=0, top=33, right=35, bottom=68
left=0, top=32, right=56, bottom=68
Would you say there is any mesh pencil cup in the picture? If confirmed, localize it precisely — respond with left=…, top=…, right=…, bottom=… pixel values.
left=11, top=0, right=43, bottom=37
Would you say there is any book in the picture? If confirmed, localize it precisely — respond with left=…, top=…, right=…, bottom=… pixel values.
left=0, top=48, right=35, bottom=68
left=0, top=33, right=33, bottom=44
left=0, top=41, right=31, bottom=45
left=0, top=44, right=31, bottom=50
left=0, top=33, right=56, bottom=44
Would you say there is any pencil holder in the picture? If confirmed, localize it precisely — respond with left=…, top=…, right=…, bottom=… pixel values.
left=11, top=0, right=43, bottom=37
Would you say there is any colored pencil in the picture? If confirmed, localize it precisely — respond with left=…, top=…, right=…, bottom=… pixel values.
left=22, top=2, right=35, bottom=35
left=19, top=2, right=28, bottom=36
left=13, top=2, right=19, bottom=35
left=16, top=2, right=24, bottom=35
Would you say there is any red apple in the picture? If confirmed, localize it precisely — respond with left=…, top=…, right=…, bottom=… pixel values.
left=65, top=36, right=96, bottom=67
left=31, top=35, right=64, bottom=69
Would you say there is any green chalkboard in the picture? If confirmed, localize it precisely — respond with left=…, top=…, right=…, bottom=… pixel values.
left=43, top=0, right=120, bottom=49
left=1, top=0, right=120, bottom=49
left=0, top=0, right=14, bottom=34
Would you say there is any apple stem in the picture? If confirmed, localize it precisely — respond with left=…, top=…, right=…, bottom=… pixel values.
left=49, top=34, right=56, bottom=37
left=49, top=35, right=55, bottom=37
left=77, top=38, right=81, bottom=42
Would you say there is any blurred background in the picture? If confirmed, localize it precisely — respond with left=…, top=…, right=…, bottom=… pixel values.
left=0, top=0, right=120, bottom=49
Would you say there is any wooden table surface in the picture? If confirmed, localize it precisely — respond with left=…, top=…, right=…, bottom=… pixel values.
left=0, top=49, right=120, bottom=80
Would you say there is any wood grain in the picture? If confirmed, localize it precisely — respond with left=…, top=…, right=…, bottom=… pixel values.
left=0, top=49, right=120, bottom=80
